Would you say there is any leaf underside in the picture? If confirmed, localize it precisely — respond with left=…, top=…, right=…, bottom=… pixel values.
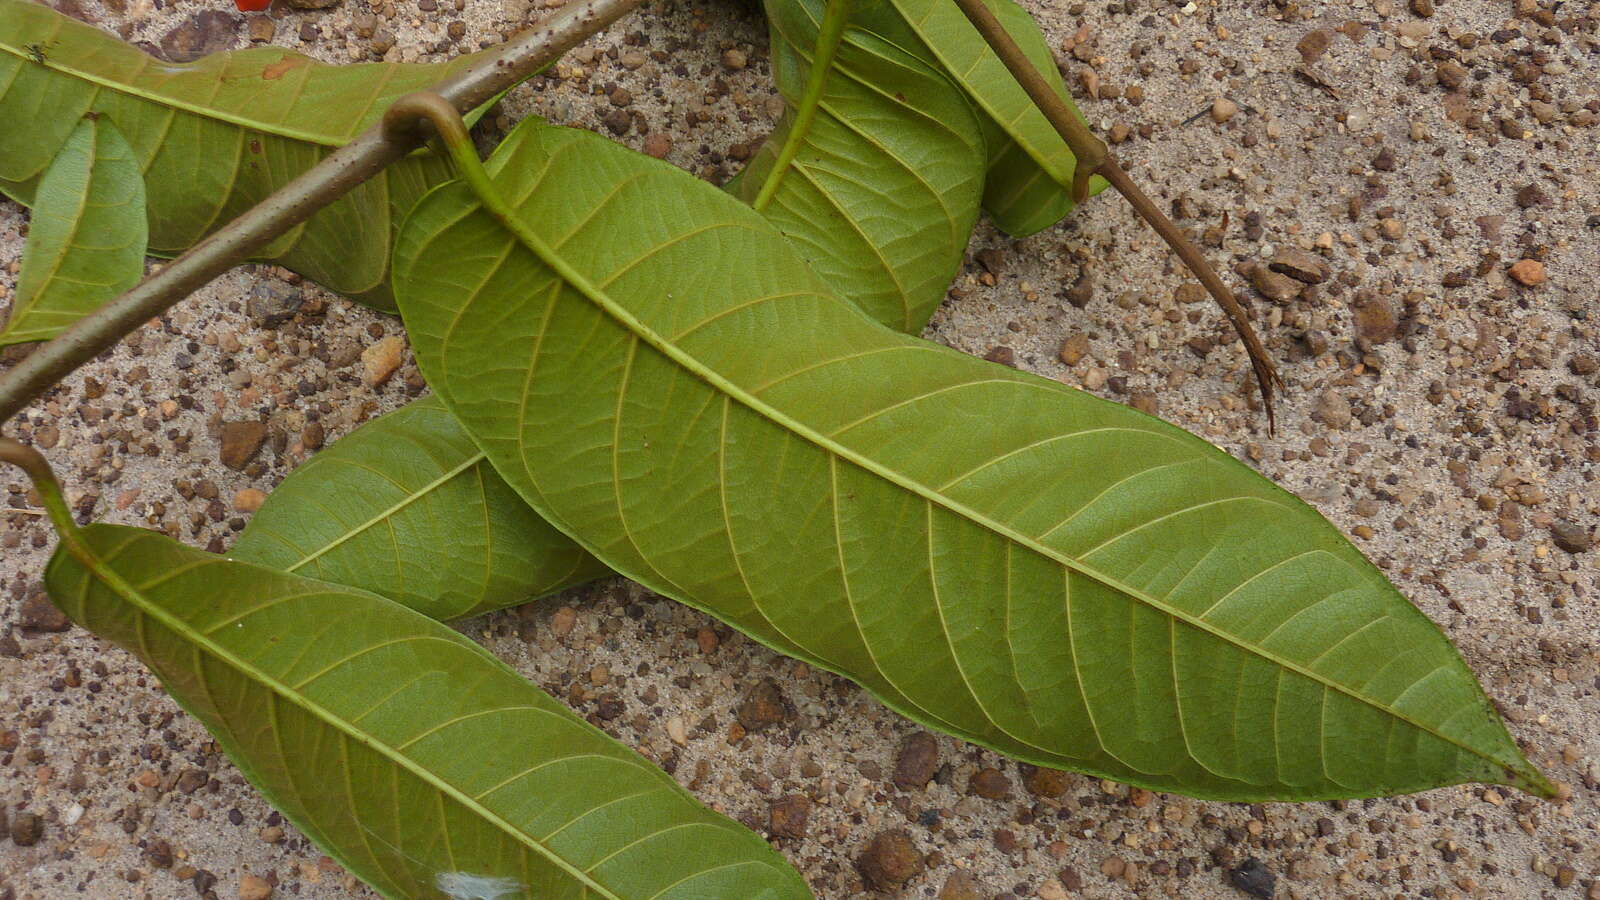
left=852, top=0, right=1109, bottom=236
left=394, top=119, right=1550, bottom=802
left=231, top=396, right=609, bottom=621
left=2, top=116, right=147, bottom=346
left=47, top=524, right=811, bottom=899
left=0, top=0, right=494, bottom=311
left=731, top=0, right=984, bottom=333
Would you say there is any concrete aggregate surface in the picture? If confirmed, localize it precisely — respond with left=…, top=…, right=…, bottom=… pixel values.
left=1, top=0, right=1597, bottom=896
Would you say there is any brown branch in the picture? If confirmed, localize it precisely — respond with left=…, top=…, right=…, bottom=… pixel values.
left=0, top=0, right=644, bottom=425
left=947, top=0, right=1284, bottom=430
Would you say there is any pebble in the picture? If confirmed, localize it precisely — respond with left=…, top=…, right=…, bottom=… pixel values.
left=1508, top=259, right=1546, bottom=286
left=937, top=872, right=983, bottom=900
left=1353, top=296, right=1400, bottom=344
left=1269, top=248, right=1330, bottom=284
left=856, top=829, right=925, bottom=890
left=1228, top=858, right=1276, bottom=898
left=767, top=795, right=811, bottom=838
left=10, top=810, right=43, bottom=846
left=361, top=336, right=406, bottom=388
left=17, top=593, right=70, bottom=632
left=893, top=732, right=940, bottom=790
left=284, top=0, right=340, bottom=8
left=219, top=421, right=268, bottom=470
left=233, top=489, right=267, bottom=513
left=642, top=133, right=672, bottom=159
left=158, top=11, right=239, bottom=63
left=246, top=280, right=303, bottom=328
left=238, top=874, right=274, bottom=900
left=1211, top=97, right=1239, bottom=123
left=548, top=606, right=577, bottom=637
left=301, top=422, right=325, bottom=451
left=968, top=767, right=1011, bottom=800
left=1548, top=520, right=1592, bottom=554
left=665, top=717, right=687, bottom=746
left=721, top=48, right=746, bottom=71
left=1297, top=29, right=1332, bottom=63
left=1058, top=333, right=1090, bottom=366
left=735, top=678, right=789, bottom=731
left=1314, top=391, right=1352, bottom=429
left=1248, top=265, right=1302, bottom=303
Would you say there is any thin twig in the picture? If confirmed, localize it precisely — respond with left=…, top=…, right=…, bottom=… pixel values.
left=946, top=0, right=1283, bottom=430
left=0, top=0, right=645, bottom=425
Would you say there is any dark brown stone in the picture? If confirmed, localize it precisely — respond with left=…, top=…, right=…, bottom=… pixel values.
left=893, top=732, right=940, bottom=790
left=16, top=593, right=69, bottom=633
left=767, top=795, right=811, bottom=838
left=968, top=767, right=1011, bottom=800
left=157, top=11, right=240, bottom=63
left=219, top=421, right=267, bottom=470
left=735, top=678, right=789, bottom=731
left=857, top=829, right=925, bottom=891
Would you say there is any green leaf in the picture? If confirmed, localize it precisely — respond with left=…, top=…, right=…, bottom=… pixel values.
left=0, top=0, right=499, bottom=311
left=851, top=0, right=1109, bottom=236
left=231, top=397, right=609, bottom=621
left=728, top=0, right=984, bottom=332
left=394, top=119, right=1551, bottom=801
left=46, top=523, right=812, bottom=899
left=1, top=116, right=146, bottom=346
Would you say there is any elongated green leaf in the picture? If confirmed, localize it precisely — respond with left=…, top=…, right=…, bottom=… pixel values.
left=851, top=0, right=1108, bottom=236
left=395, top=119, right=1550, bottom=801
left=1, top=116, right=145, bottom=346
left=231, top=397, right=609, bottom=620
left=0, top=0, right=497, bottom=311
left=728, top=0, right=983, bottom=332
left=47, top=524, right=811, bottom=899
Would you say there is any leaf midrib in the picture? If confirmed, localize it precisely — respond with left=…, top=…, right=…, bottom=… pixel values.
left=474, top=173, right=1514, bottom=776
left=78, top=531, right=626, bottom=899
left=0, top=39, right=351, bottom=148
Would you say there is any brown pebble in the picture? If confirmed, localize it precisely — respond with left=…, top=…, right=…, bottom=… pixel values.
left=1173, top=282, right=1207, bottom=304
left=246, top=15, right=274, bottom=42
left=17, top=593, right=70, bottom=632
left=1314, top=391, right=1352, bottom=429
left=1410, top=0, right=1433, bottom=16
left=968, top=767, right=1011, bottom=800
left=1248, top=265, right=1303, bottom=303
left=1508, top=259, right=1546, bottom=286
left=239, top=873, right=273, bottom=900
left=642, top=133, right=672, bottom=158
left=219, top=421, right=267, bottom=470
left=937, top=871, right=983, bottom=900
left=893, top=732, right=940, bottom=790
left=1353, top=296, right=1400, bottom=344
left=1436, top=60, right=1468, bottom=90
left=735, top=678, right=789, bottom=731
left=602, top=109, right=632, bottom=136
left=10, top=811, right=43, bottom=846
left=361, top=336, right=406, bottom=387
left=233, top=489, right=267, bottom=513
left=548, top=606, right=577, bottom=637
left=1297, top=29, right=1332, bottom=63
left=983, top=346, right=1016, bottom=367
left=283, top=0, right=340, bottom=8
left=1057, top=333, right=1090, bottom=366
left=1063, top=268, right=1094, bottom=308
left=1268, top=248, right=1330, bottom=284
left=1549, top=520, right=1592, bottom=553
left=1210, top=97, right=1239, bottom=123
left=721, top=48, right=747, bottom=70
left=767, top=795, right=811, bottom=838
left=301, top=422, right=325, bottom=451
left=157, top=11, right=239, bottom=63
left=1024, top=765, right=1073, bottom=798
left=857, top=829, right=925, bottom=890
left=695, top=626, right=719, bottom=654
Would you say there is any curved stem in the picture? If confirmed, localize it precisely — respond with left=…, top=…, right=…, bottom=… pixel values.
left=946, top=0, right=1282, bottom=430
left=0, top=438, right=121, bottom=596
left=0, top=0, right=644, bottom=426
left=751, top=0, right=853, bottom=212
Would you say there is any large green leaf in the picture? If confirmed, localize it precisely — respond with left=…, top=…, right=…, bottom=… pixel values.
left=46, top=523, right=812, bottom=899
left=1, top=116, right=146, bottom=346
left=851, top=0, right=1108, bottom=236
left=729, top=0, right=983, bottom=332
left=394, top=119, right=1550, bottom=801
left=0, top=0, right=495, bottom=311
left=231, top=397, right=608, bottom=621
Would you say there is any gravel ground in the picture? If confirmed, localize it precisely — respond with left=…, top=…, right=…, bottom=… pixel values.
left=1, top=0, right=1597, bottom=897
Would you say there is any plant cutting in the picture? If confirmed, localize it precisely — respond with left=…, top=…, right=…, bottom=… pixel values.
left=0, top=0, right=1565, bottom=895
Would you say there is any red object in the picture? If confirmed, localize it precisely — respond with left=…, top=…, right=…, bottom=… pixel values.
left=233, top=0, right=270, bottom=10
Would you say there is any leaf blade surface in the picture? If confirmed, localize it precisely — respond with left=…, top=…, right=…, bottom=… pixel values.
left=47, top=524, right=812, bottom=899
left=851, top=0, right=1108, bottom=235
left=0, top=0, right=495, bottom=310
left=730, top=0, right=984, bottom=332
left=2, top=116, right=146, bottom=346
left=395, top=120, right=1550, bottom=801
left=231, top=396, right=609, bottom=620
